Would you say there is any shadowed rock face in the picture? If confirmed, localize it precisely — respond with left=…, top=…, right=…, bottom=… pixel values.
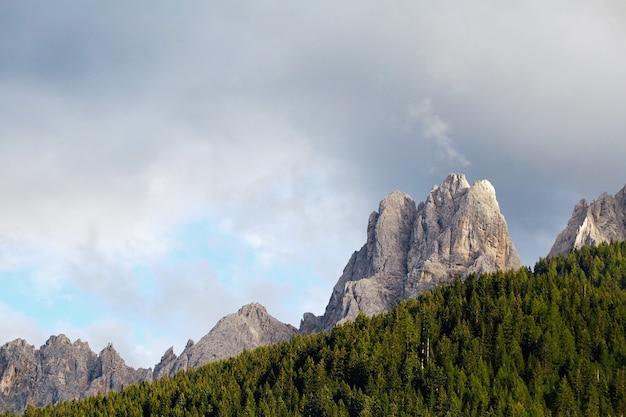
left=301, top=173, right=521, bottom=333
left=549, top=183, right=626, bottom=257
left=0, top=335, right=151, bottom=414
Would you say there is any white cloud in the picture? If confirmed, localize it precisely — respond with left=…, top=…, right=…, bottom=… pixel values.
left=407, top=99, right=470, bottom=168
left=0, top=302, right=47, bottom=347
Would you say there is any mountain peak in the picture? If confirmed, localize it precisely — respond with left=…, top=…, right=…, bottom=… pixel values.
left=440, top=172, right=470, bottom=192
left=473, top=179, right=496, bottom=196
left=152, top=303, right=297, bottom=378
left=44, top=334, right=71, bottom=346
left=302, top=174, right=520, bottom=332
left=237, top=302, right=268, bottom=317
left=381, top=190, right=413, bottom=205
left=549, top=182, right=626, bottom=257
left=0, top=335, right=151, bottom=413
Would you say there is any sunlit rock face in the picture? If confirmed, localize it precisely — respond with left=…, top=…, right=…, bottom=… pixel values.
left=301, top=173, right=521, bottom=333
left=549, top=183, right=626, bottom=258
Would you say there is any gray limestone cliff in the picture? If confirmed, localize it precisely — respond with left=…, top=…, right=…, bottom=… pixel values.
left=549, top=183, right=626, bottom=257
left=0, top=335, right=151, bottom=414
left=301, top=173, right=521, bottom=333
left=153, top=303, right=297, bottom=378
left=0, top=303, right=295, bottom=413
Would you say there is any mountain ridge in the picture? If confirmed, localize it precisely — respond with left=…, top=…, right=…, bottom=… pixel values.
left=2, top=173, right=626, bottom=413
left=0, top=172, right=524, bottom=412
left=549, top=183, right=626, bottom=257
left=0, top=335, right=151, bottom=413
left=7, top=240, right=626, bottom=416
left=301, top=173, right=521, bottom=332
left=0, top=303, right=295, bottom=413
left=153, top=302, right=297, bottom=378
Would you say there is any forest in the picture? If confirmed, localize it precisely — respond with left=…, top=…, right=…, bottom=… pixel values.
left=6, top=241, right=626, bottom=417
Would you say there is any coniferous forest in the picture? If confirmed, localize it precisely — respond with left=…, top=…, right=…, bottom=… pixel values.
left=7, top=241, right=626, bottom=417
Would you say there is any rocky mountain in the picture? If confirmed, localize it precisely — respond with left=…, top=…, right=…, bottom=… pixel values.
left=153, top=303, right=297, bottom=378
left=0, top=172, right=542, bottom=412
left=549, top=183, right=626, bottom=257
left=4, top=173, right=626, bottom=414
left=301, top=173, right=521, bottom=332
left=0, top=304, right=295, bottom=414
left=0, top=335, right=151, bottom=413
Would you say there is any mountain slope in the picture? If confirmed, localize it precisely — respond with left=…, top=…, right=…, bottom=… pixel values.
left=9, top=241, right=626, bottom=417
left=549, top=182, right=626, bottom=257
left=301, top=173, right=521, bottom=332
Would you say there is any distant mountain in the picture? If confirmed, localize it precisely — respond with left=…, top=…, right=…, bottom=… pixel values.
left=0, top=335, right=151, bottom=413
left=301, top=173, right=521, bottom=332
left=153, top=303, right=297, bottom=378
left=549, top=182, right=626, bottom=257
left=0, top=304, right=294, bottom=414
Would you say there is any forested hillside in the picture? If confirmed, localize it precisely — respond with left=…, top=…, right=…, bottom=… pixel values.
left=7, top=242, right=626, bottom=417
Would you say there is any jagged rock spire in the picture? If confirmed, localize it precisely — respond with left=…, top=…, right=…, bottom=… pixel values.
left=0, top=335, right=151, bottom=414
left=549, top=183, right=626, bottom=257
left=301, top=173, right=521, bottom=333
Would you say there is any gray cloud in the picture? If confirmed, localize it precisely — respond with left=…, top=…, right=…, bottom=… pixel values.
left=1, top=0, right=625, bottom=367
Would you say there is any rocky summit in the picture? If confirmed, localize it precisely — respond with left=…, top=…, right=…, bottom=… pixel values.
left=0, top=304, right=295, bottom=414
left=153, top=303, right=297, bottom=378
left=549, top=183, right=626, bottom=257
left=301, top=173, right=521, bottom=333
left=0, top=335, right=151, bottom=413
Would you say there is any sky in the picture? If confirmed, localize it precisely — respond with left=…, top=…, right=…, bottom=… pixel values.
left=1, top=0, right=625, bottom=369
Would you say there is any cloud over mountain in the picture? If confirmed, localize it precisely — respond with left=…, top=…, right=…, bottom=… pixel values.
left=1, top=0, right=625, bottom=368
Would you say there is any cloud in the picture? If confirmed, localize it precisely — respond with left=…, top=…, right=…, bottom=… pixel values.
left=407, top=99, right=470, bottom=168
left=0, top=301, right=47, bottom=347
